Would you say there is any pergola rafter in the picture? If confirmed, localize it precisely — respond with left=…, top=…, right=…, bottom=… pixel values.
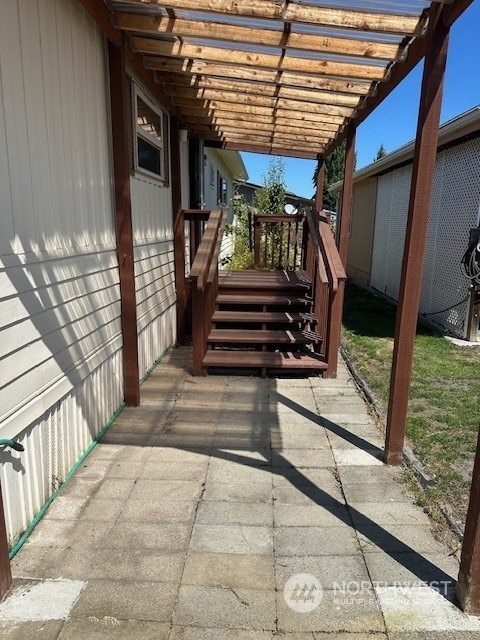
left=108, top=0, right=432, bottom=154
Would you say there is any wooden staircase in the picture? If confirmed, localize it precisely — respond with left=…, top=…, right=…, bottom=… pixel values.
left=184, top=207, right=347, bottom=378
left=203, top=270, right=328, bottom=375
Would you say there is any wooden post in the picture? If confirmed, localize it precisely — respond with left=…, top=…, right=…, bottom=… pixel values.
left=0, top=484, right=12, bottom=601
left=315, top=157, right=325, bottom=213
left=384, top=3, right=449, bottom=464
left=170, top=115, right=186, bottom=343
left=254, top=217, right=261, bottom=266
left=458, top=427, right=480, bottom=613
left=466, top=285, right=480, bottom=342
left=108, top=34, right=140, bottom=406
left=337, top=124, right=356, bottom=266
left=324, top=280, right=345, bottom=378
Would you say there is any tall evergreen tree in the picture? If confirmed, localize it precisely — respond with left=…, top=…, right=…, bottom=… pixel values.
left=312, top=142, right=346, bottom=211
left=374, top=144, right=387, bottom=161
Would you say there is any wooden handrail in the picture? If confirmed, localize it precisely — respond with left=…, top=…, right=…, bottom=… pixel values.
left=254, top=213, right=304, bottom=223
left=304, top=209, right=330, bottom=287
left=190, top=208, right=226, bottom=290
left=207, top=211, right=228, bottom=285
left=318, top=212, right=347, bottom=282
left=183, top=209, right=211, bottom=220
left=190, top=207, right=228, bottom=375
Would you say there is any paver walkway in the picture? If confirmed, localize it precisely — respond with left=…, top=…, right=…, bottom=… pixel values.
left=2, top=347, right=480, bottom=639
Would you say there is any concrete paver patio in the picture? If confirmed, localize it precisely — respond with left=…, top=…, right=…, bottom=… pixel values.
left=2, top=347, right=480, bottom=639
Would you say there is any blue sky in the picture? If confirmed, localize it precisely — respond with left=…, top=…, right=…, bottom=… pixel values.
left=241, top=0, right=480, bottom=199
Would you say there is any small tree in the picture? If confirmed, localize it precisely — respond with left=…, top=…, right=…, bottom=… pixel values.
left=224, top=192, right=254, bottom=270
left=254, top=157, right=286, bottom=214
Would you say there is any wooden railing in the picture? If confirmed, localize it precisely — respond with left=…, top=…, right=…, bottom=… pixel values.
left=183, top=209, right=211, bottom=268
left=303, top=209, right=347, bottom=377
left=253, top=213, right=304, bottom=269
left=189, top=208, right=228, bottom=375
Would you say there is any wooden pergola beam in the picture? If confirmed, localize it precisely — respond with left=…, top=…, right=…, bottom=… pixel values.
left=205, top=139, right=319, bottom=160
left=173, top=95, right=354, bottom=119
left=177, top=104, right=346, bottom=125
left=195, top=127, right=327, bottom=148
left=108, top=34, right=140, bottom=406
left=315, top=157, right=325, bottom=213
left=163, top=83, right=360, bottom=108
left=152, top=61, right=372, bottom=95
left=184, top=114, right=340, bottom=136
left=385, top=3, right=449, bottom=465
left=77, top=0, right=121, bottom=45
left=458, top=428, right=480, bottom=613
left=116, top=12, right=403, bottom=60
left=196, top=125, right=323, bottom=145
left=337, top=123, right=356, bottom=266
left=170, top=115, right=186, bottom=343
left=116, top=1, right=421, bottom=35
left=133, top=38, right=388, bottom=81
left=198, top=119, right=332, bottom=138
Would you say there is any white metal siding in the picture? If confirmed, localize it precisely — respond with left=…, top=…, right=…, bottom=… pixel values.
left=0, top=0, right=123, bottom=543
left=371, top=166, right=411, bottom=300
left=370, top=136, right=480, bottom=338
left=130, top=173, right=177, bottom=379
left=0, top=351, right=123, bottom=547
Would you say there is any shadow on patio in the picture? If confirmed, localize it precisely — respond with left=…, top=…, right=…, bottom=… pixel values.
left=7, top=346, right=480, bottom=639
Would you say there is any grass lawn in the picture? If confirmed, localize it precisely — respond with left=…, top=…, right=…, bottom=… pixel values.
left=342, top=282, right=480, bottom=529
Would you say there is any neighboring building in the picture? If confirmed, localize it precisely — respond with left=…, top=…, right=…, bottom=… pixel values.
left=204, top=149, right=248, bottom=215
left=331, top=107, right=480, bottom=341
left=204, top=150, right=248, bottom=262
left=234, top=180, right=314, bottom=213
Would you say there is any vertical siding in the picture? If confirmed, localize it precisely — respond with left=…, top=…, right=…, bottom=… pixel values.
left=131, top=172, right=177, bottom=378
left=371, top=166, right=411, bottom=299
left=347, top=178, right=377, bottom=286
left=369, top=136, right=480, bottom=338
left=0, top=0, right=123, bottom=544
left=0, top=351, right=123, bottom=547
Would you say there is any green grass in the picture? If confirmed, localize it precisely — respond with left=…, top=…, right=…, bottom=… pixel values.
left=342, top=282, right=480, bottom=526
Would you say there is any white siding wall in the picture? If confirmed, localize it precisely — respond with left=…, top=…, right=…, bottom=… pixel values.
left=370, top=166, right=411, bottom=300
left=131, top=169, right=176, bottom=379
left=0, top=0, right=122, bottom=543
left=370, top=137, right=480, bottom=338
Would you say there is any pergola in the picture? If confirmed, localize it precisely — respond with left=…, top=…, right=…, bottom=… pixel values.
left=2, top=0, right=478, bottom=615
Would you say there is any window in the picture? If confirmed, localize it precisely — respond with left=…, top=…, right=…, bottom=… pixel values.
left=217, top=172, right=228, bottom=205
left=134, top=86, right=163, bottom=180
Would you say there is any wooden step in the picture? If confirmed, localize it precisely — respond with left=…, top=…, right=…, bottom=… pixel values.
left=208, top=329, right=321, bottom=344
left=218, top=270, right=312, bottom=295
left=219, top=270, right=311, bottom=285
left=203, top=350, right=328, bottom=370
left=212, top=311, right=317, bottom=324
left=216, top=294, right=311, bottom=307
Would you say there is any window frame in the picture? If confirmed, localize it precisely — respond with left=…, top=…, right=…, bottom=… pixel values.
left=217, top=172, right=228, bottom=205
left=132, top=84, right=164, bottom=182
